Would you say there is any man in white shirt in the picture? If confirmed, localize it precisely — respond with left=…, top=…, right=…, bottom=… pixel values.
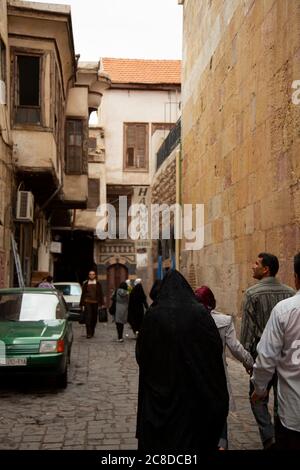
left=251, top=252, right=300, bottom=449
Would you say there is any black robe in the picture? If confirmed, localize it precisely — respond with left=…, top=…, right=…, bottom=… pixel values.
left=136, top=270, right=229, bottom=453
left=128, top=284, right=148, bottom=333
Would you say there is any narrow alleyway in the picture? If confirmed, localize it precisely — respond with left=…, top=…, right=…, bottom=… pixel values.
left=0, top=321, right=265, bottom=450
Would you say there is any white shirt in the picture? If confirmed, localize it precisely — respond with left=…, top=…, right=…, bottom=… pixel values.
left=252, top=290, right=300, bottom=432
left=212, top=311, right=253, bottom=411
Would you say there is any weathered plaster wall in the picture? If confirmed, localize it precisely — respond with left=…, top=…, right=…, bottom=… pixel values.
left=0, top=0, right=13, bottom=286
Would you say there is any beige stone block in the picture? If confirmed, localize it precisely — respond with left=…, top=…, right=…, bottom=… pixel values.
left=236, top=208, right=247, bottom=239
left=223, top=239, right=235, bottom=266
left=212, top=218, right=223, bottom=244
left=204, top=223, right=212, bottom=247
left=223, top=215, right=231, bottom=240
left=255, top=87, right=270, bottom=128
left=245, top=205, right=254, bottom=235
left=252, top=201, right=262, bottom=231
left=227, top=184, right=238, bottom=215
left=234, top=235, right=253, bottom=266
left=265, top=227, right=281, bottom=255
left=236, top=178, right=248, bottom=210
left=260, top=195, right=275, bottom=230
left=250, top=230, right=266, bottom=258
left=292, top=185, right=300, bottom=224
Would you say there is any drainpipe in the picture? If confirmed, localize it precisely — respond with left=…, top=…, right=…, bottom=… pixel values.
left=175, top=145, right=182, bottom=270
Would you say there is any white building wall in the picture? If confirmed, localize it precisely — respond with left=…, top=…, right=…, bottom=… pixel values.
left=99, top=88, right=180, bottom=185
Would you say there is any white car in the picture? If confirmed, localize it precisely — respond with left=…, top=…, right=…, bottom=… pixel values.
left=53, top=282, right=82, bottom=320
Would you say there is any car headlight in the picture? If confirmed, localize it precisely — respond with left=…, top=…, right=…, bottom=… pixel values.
left=39, top=340, right=64, bottom=353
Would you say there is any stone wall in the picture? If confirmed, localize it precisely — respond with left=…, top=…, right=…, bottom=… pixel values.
left=180, top=0, right=300, bottom=323
left=151, top=148, right=177, bottom=272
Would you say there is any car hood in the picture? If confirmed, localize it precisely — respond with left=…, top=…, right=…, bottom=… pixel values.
left=64, top=295, right=80, bottom=303
left=0, top=320, right=65, bottom=343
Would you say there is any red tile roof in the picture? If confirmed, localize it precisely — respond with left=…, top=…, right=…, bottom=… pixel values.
left=101, top=58, right=181, bottom=85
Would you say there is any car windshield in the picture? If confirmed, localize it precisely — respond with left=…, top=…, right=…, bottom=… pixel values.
left=0, top=293, right=63, bottom=321
left=54, top=284, right=81, bottom=296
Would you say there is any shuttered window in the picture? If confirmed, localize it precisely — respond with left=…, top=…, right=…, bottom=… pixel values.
left=0, top=39, right=6, bottom=82
left=66, top=119, right=83, bottom=174
left=87, top=178, right=100, bottom=209
left=0, top=39, right=6, bottom=105
left=124, top=123, right=148, bottom=170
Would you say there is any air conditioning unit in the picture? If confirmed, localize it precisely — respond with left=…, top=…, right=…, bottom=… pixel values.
left=16, top=191, right=34, bottom=222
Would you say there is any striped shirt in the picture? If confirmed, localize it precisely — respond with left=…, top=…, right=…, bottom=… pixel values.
left=240, top=277, right=295, bottom=354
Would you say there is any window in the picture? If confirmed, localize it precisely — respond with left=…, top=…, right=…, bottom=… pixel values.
left=124, top=123, right=149, bottom=170
left=87, top=178, right=100, bottom=209
left=0, top=39, right=6, bottom=104
left=88, top=137, right=97, bottom=150
left=65, top=119, right=84, bottom=174
left=0, top=293, right=61, bottom=321
left=15, top=54, right=41, bottom=124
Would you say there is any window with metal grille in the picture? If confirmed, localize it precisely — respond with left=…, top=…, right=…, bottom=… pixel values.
left=0, top=39, right=6, bottom=104
left=87, top=178, right=100, bottom=209
left=0, top=38, right=6, bottom=83
left=124, top=123, right=148, bottom=170
left=14, top=54, right=41, bottom=124
left=65, top=119, right=84, bottom=174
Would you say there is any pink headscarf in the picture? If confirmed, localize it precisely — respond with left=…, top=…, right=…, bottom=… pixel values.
left=194, top=286, right=216, bottom=311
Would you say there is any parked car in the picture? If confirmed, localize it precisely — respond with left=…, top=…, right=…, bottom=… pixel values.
left=53, top=282, right=82, bottom=320
left=0, top=288, right=74, bottom=388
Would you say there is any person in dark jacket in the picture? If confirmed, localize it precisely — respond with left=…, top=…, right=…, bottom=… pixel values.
left=128, top=279, right=148, bottom=337
left=136, top=270, right=229, bottom=453
left=80, top=270, right=104, bottom=338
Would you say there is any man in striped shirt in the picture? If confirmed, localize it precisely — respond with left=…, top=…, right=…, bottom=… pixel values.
left=240, top=253, right=295, bottom=449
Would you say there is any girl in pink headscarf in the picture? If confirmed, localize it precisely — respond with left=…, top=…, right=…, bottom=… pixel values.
left=195, top=285, right=253, bottom=450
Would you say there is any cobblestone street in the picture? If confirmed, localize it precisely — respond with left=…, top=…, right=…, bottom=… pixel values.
left=0, top=320, right=267, bottom=450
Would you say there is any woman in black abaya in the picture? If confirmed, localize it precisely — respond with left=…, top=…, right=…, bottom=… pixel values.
left=136, top=270, right=229, bottom=453
left=128, top=281, right=148, bottom=336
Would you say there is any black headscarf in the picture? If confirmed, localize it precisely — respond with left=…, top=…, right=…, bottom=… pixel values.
left=136, top=270, right=229, bottom=453
left=128, top=283, right=148, bottom=333
left=149, top=279, right=163, bottom=303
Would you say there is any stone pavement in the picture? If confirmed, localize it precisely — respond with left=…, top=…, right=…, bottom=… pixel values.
left=0, top=320, right=271, bottom=450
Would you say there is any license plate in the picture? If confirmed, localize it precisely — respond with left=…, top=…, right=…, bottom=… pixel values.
left=0, top=358, right=27, bottom=366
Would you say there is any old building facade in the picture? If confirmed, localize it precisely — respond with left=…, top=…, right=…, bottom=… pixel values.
left=179, top=0, right=300, bottom=322
left=0, top=0, right=107, bottom=287
left=76, top=58, right=181, bottom=301
left=0, top=0, right=13, bottom=287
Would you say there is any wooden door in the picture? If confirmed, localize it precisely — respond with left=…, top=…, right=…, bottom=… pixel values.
left=107, top=263, right=128, bottom=307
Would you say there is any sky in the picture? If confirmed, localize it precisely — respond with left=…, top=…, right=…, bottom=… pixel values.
left=29, top=0, right=183, bottom=61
